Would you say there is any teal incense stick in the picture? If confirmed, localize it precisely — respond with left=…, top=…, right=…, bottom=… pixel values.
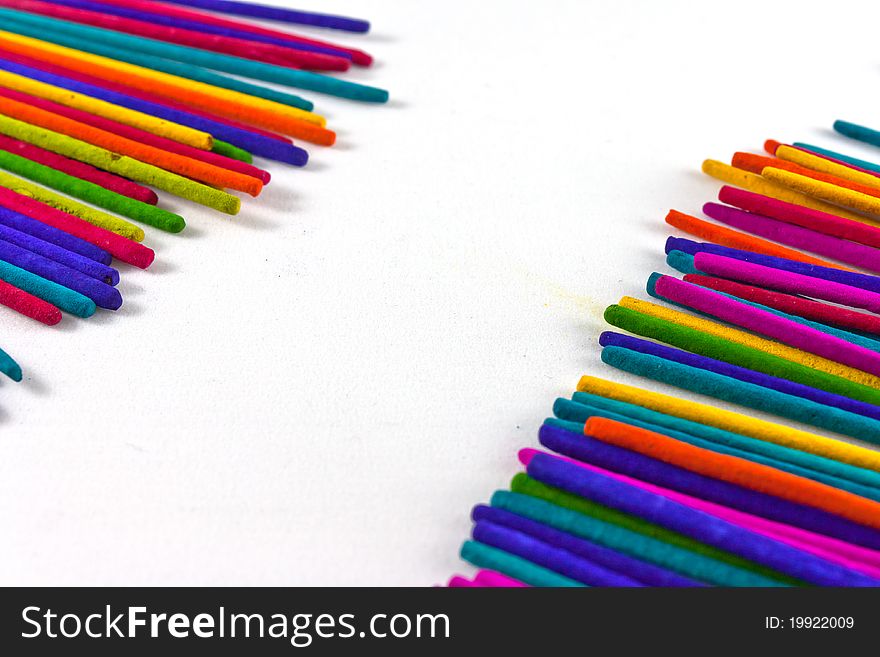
left=600, top=345, right=880, bottom=447
left=602, top=304, right=880, bottom=407
left=459, top=540, right=583, bottom=587
left=0, top=259, right=95, bottom=317
left=0, top=345, right=21, bottom=381
left=0, top=9, right=389, bottom=103
left=493, top=489, right=788, bottom=586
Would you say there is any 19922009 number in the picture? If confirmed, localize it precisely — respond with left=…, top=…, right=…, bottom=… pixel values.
left=789, top=617, right=853, bottom=629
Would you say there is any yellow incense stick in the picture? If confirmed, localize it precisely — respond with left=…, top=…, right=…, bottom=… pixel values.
left=0, top=68, right=213, bottom=149
left=702, top=159, right=874, bottom=225
left=0, top=169, right=144, bottom=241
left=762, top=167, right=880, bottom=217
left=776, top=144, right=880, bottom=192
left=576, top=376, right=880, bottom=473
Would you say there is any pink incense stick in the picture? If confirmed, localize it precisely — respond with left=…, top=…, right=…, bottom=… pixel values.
left=703, top=202, right=880, bottom=274
left=0, top=0, right=351, bottom=72
left=0, top=186, right=154, bottom=268
left=656, top=274, right=880, bottom=377
left=718, top=186, right=880, bottom=250
left=693, top=251, right=880, bottom=314
left=446, top=576, right=477, bottom=588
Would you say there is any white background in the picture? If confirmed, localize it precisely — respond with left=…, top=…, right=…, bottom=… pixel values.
left=2, top=0, right=880, bottom=585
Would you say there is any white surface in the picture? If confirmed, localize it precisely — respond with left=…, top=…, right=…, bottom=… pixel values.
left=2, top=0, right=880, bottom=585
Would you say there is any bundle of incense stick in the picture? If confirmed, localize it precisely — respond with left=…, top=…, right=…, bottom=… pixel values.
left=0, top=0, right=387, bottom=384
left=449, top=121, right=880, bottom=588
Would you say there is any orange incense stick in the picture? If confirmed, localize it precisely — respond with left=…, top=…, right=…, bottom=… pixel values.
left=665, top=209, right=851, bottom=270
left=584, top=416, right=880, bottom=532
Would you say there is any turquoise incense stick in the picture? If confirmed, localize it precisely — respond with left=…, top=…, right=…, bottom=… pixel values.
left=598, top=331, right=880, bottom=423
left=459, top=540, right=583, bottom=587
left=491, top=491, right=786, bottom=587
left=0, top=259, right=95, bottom=317
left=793, top=142, right=880, bottom=176
left=0, top=345, right=21, bottom=381
left=667, top=249, right=699, bottom=275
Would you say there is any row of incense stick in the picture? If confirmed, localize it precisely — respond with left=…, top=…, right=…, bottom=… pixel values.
left=0, top=0, right=386, bottom=386
left=447, top=119, right=880, bottom=588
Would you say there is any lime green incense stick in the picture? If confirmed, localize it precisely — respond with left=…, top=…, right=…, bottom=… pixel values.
left=0, top=148, right=185, bottom=233
left=0, top=114, right=240, bottom=215
left=212, top=140, right=252, bottom=164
